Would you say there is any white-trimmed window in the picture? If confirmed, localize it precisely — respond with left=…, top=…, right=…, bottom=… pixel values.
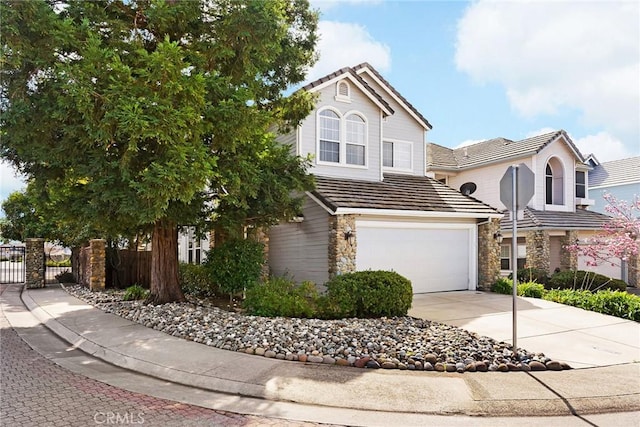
left=500, top=243, right=526, bottom=271
left=319, top=109, right=340, bottom=163
left=317, top=108, right=367, bottom=167
left=345, top=114, right=365, bottom=165
left=383, top=140, right=412, bottom=171
left=545, top=157, right=564, bottom=205
left=575, top=171, right=586, bottom=198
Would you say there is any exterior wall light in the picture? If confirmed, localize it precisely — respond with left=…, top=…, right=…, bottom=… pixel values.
left=494, top=230, right=504, bottom=244
left=344, top=226, right=355, bottom=246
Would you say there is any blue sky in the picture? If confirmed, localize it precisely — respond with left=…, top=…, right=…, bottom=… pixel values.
left=1, top=0, right=639, bottom=206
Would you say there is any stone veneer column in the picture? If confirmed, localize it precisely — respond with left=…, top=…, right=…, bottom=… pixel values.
left=477, top=219, right=501, bottom=290
left=328, top=214, right=356, bottom=278
left=525, top=230, right=550, bottom=274
left=89, top=239, right=106, bottom=291
left=628, top=253, right=639, bottom=288
left=559, top=230, right=578, bottom=271
left=249, top=227, right=270, bottom=280
left=25, top=238, right=45, bottom=289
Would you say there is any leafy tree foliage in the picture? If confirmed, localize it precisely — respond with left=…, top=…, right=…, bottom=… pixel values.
left=1, top=0, right=318, bottom=303
left=566, top=193, right=639, bottom=273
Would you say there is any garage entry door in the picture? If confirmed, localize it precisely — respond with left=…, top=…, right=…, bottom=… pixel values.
left=355, top=220, right=476, bottom=293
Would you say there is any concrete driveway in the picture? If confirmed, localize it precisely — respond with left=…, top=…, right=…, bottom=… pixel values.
left=409, top=291, right=640, bottom=368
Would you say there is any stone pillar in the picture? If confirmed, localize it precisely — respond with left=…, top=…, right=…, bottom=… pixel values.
left=249, top=227, right=270, bottom=280
left=477, top=219, right=501, bottom=290
left=559, top=230, right=578, bottom=271
left=89, top=239, right=106, bottom=291
left=328, top=214, right=356, bottom=278
left=25, top=238, right=45, bottom=289
left=628, top=253, right=639, bottom=288
left=526, top=230, right=550, bottom=274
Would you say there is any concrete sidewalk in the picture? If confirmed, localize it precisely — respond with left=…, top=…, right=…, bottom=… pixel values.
left=5, top=284, right=640, bottom=423
left=410, top=291, right=640, bottom=368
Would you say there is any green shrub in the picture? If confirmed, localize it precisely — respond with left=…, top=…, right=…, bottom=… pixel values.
left=321, top=270, right=413, bottom=318
left=244, top=277, right=318, bottom=318
left=46, top=259, right=71, bottom=267
left=548, top=270, right=627, bottom=292
left=123, top=284, right=149, bottom=301
left=491, top=278, right=513, bottom=295
left=179, top=263, right=217, bottom=297
left=518, top=281, right=545, bottom=298
left=55, top=270, right=76, bottom=284
left=543, top=289, right=640, bottom=321
left=205, top=239, right=265, bottom=299
left=510, top=268, right=550, bottom=285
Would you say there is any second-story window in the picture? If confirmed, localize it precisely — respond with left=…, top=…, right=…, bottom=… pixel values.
left=319, top=109, right=340, bottom=163
left=545, top=157, right=564, bottom=205
left=575, top=171, right=586, bottom=198
left=317, top=108, right=367, bottom=167
left=345, top=114, right=365, bottom=165
left=383, top=140, right=412, bottom=170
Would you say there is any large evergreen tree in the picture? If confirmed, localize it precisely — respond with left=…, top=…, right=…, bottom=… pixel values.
left=1, top=0, right=318, bottom=303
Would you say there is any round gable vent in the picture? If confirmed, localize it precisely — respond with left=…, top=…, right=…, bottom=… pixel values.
left=460, top=182, right=477, bottom=196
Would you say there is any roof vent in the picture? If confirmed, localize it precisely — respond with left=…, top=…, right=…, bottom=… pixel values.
left=463, top=147, right=469, bottom=158
left=460, top=182, right=477, bottom=196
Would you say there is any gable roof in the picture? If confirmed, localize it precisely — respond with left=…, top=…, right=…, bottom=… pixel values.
left=302, top=66, right=394, bottom=116
left=353, top=62, right=433, bottom=130
left=301, top=63, right=432, bottom=130
left=589, top=156, right=640, bottom=188
left=499, top=208, right=611, bottom=231
left=310, top=174, right=499, bottom=218
left=428, top=130, right=585, bottom=171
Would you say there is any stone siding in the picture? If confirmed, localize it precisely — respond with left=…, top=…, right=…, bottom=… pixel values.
left=89, top=239, right=106, bottom=291
left=249, top=227, right=270, bottom=280
left=477, top=219, right=501, bottom=290
left=526, top=230, right=550, bottom=273
left=25, top=238, right=45, bottom=289
left=328, top=215, right=356, bottom=278
left=628, top=253, right=639, bottom=288
left=559, top=231, right=578, bottom=271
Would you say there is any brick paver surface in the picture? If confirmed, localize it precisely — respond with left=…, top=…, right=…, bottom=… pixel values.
left=0, top=284, right=340, bottom=427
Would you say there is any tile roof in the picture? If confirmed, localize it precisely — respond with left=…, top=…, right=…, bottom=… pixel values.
left=311, top=174, right=498, bottom=216
left=301, top=67, right=394, bottom=116
left=499, top=208, right=611, bottom=231
left=588, top=156, right=640, bottom=188
left=428, top=130, right=585, bottom=170
left=352, top=62, right=433, bottom=130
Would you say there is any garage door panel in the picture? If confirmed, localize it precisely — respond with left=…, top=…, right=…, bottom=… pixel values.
left=356, top=223, right=471, bottom=293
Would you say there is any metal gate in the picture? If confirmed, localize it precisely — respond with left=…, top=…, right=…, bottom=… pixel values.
left=0, top=245, right=26, bottom=284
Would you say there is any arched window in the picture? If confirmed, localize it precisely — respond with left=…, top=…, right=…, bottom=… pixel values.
left=545, top=158, right=564, bottom=205
left=345, top=114, right=365, bottom=165
left=319, top=109, right=340, bottom=163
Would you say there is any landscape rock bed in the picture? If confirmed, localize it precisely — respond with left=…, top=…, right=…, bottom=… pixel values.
left=64, top=285, right=570, bottom=372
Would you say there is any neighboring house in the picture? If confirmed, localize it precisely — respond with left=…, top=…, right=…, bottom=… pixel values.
left=588, top=156, right=640, bottom=215
left=269, top=63, right=502, bottom=293
left=177, top=227, right=210, bottom=265
left=425, top=130, right=638, bottom=286
left=585, top=156, right=640, bottom=281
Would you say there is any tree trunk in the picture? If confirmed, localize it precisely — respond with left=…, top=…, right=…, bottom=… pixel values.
left=148, top=220, right=185, bottom=304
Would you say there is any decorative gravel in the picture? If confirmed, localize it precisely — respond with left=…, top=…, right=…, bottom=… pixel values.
left=63, top=285, right=569, bottom=372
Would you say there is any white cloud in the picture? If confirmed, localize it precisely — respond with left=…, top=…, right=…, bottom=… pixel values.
left=455, top=1, right=640, bottom=140
left=0, top=161, right=26, bottom=208
left=526, top=128, right=633, bottom=162
left=571, top=132, right=634, bottom=163
left=305, top=21, right=391, bottom=81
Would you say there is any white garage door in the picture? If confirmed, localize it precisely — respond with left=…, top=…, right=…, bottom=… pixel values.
left=355, top=220, right=475, bottom=293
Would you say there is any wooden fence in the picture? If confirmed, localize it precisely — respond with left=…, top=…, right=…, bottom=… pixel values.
left=106, top=249, right=152, bottom=289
